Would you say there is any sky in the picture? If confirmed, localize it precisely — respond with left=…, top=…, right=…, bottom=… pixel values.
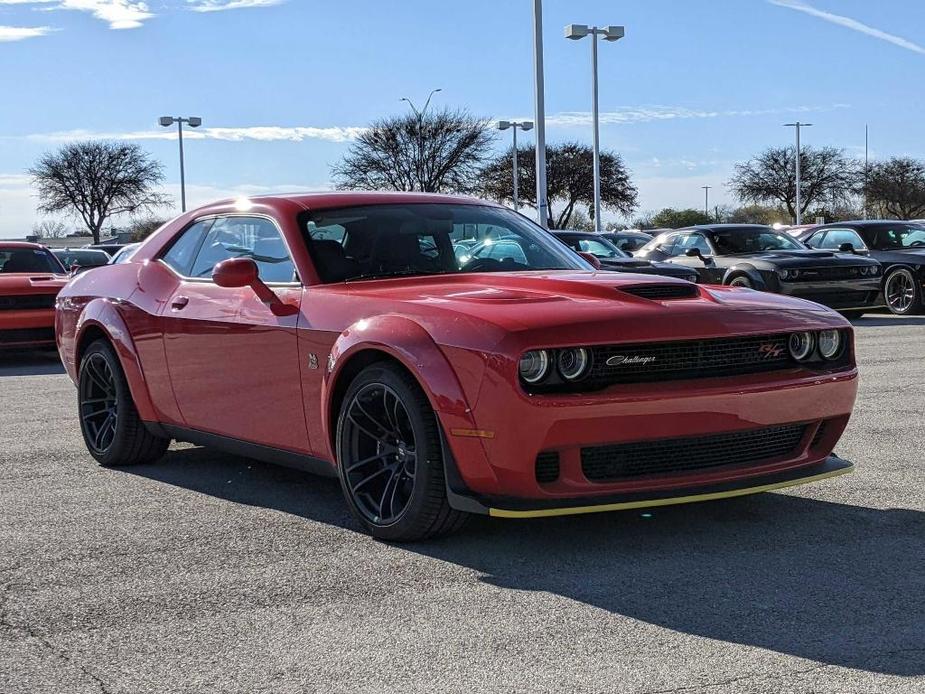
left=1, top=0, right=924, bottom=236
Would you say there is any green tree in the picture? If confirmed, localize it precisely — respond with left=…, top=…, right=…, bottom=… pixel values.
left=864, top=157, right=925, bottom=219
left=650, top=208, right=712, bottom=228
left=480, top=142, right=637, bottom=228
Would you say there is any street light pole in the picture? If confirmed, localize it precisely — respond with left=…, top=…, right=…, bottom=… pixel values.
left=159, top=115, right=202, bottom=212
left=566, top=23, right=624, bottom=232
left=784, top=121, right=812, bottom=225
left=401, top=88, right=442, bottom=191
left=702, top=186, right=711, bottom=216
left=864, top=124, right=869, bottom=220
left=498, top=120, right=534, bottom=210
left=533, top=0, right=549, bottom=228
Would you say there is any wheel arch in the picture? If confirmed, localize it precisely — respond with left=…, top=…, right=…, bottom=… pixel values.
left=722, top=263, right=768, bottom=289
left=320, top=315, right=496, bottom=489
left=74, top=299, right=158, bottom=422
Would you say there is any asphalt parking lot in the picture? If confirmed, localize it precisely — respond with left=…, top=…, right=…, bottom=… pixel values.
left=1, top=316, right=923, bottom=694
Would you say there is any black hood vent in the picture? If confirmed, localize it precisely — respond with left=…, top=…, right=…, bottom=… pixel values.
left=620, top=283, right=698, bottom=300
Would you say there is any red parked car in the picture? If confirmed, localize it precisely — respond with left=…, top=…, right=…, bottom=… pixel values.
left=1, top=241, right=68, bottom=350
left=56, top=193, right=858, bottom=540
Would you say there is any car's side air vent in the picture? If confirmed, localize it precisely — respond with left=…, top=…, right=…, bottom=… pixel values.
left=810, top=421, right=828, bottom=449
left=620, top=284, right=698, bottom=300
left=535, top=451, right=560, bottom=484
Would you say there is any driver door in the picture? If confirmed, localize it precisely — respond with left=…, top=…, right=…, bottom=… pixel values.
left=670, top=232, right=724, bottom=283
left=159, top=214, right=309, bottom=453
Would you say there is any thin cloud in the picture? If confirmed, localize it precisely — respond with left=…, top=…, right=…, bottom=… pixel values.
left=542, top=104, right=850, bottom=128
left=0, top=24, right=55, bottom=40
left=25, top=125, right=366, bottom=143
left=187, top=0, right=284, bottom=11
left=0, top=1, right=153, bottom=30
left=769, top=0, right=925, bottom=55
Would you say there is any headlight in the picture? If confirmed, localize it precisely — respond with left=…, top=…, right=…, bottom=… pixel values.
left=779, top=269, right=791, bottom=280
left=519, top=350, right=551, bottom=384
left=557, top=347, right=590, bottom=381
left=788, top=332, right=815, bottom=361
left=818, top=330, right=842, bottom=359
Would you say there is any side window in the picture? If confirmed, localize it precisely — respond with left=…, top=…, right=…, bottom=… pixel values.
left=189, top=216, right=297, bottom=283
left=817, top=229, right=866, bottom=250
left=161, top=220, right=213, bottom=275
left=677, top=233, right=712, bottom=256
left=657, top=233, right=680, bottom=256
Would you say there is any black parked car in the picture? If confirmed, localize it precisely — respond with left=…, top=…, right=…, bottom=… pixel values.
left=634, top=224, right=883, bottom=316
left=797, top=220, right=925, bottom=315
left=52, top=248, right=111, bottom=274
left=599, top=230, right=653, bottom=253
left=551, top=231, right=700, bottom=282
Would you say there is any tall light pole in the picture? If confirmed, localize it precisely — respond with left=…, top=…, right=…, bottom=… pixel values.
left=159, top=116, right=202, bottom=212
left=533, top=0, right=549, bottom=228
left=401, top=89, right=442, bottom=191
left=864, top=124, right=869, bottom=220
left=565, top=23, right=624, bottom=231
left=702, top=186, right=712, bottom=216
left=498, top=120, right=534, bottom=210
left=784, top=121, right=812, bottom=224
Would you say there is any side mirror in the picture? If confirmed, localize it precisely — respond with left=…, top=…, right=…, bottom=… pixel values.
left=838, top=242, right=857, bottom=254
left=685, top=247, right=705, bottom=260
left=212, top=257, right=298, bottom=317
left=578, top=251, right=603, bottom=270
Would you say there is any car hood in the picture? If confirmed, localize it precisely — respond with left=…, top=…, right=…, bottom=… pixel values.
left=0, top=273, right=68, bottom=296
left=725, top=250, right=878, bottom=268
left=340, top=270, right=848, bottom=351
left=598, top=258, right=698, bottom=280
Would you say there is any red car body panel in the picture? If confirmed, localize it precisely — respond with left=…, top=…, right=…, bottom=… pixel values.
left=0, top=242, right=68, bottom=349
left=55, top=193, right=858, bottom=512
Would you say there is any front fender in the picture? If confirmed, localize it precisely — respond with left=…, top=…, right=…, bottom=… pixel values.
left=723, top=263, right=772, bottom=290
left=322, top=314, right=498, bottom=491
left=74, top=298, right=158, bottom=422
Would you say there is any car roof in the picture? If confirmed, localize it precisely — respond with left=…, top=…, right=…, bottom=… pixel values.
left=0, top=241, right=48, bottom=250
left=680, top=224, right=772, bottom=233
left=196, top=191, right=492, bottom=213
left=814, top=220, right=923, bottom=228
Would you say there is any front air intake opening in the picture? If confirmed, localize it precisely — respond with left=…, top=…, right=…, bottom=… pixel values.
left=535, top=451, right=561, bottom=484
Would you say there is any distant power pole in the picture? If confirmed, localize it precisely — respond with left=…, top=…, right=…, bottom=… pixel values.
left=702, top=185, right=712, bottom=215
left=863, top=124, right=869, bottom=220
left=533, top=0, right=549, bottom=228
left=784, top=121, right=812, bottom=224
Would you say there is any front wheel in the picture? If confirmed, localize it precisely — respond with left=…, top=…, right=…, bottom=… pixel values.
left=884, top=268, right=923, bottom=315
left=728, top=275, right=754, bottom=289
left=335, top=363, right=468, bottom=541
left=78, top=340, right=170, bottom=467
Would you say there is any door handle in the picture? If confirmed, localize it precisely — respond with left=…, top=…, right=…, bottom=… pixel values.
left=171, top=296, right=189, bottom=310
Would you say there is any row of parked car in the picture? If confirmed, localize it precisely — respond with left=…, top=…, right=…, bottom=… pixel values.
left=547, top=220, right=925, bottom=317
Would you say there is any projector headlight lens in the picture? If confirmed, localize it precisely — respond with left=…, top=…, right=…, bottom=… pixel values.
left=818, top=329, right=842, bottom=359
left=557, top=347, right=590, bottom=381
left=519, top=350, right=551, bottom=384
left=789, top=332, right=815, bottom=361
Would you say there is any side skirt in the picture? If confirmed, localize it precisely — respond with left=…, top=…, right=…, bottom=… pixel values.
left=153, top=423, right=337, bottom=478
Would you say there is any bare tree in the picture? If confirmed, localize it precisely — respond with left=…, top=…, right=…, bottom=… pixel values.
left=729, top=146, right=859, bottom=221
left=127, top=217, right=169, bottom=241
left=480, top=142, right=637, bottom=229
left=864, top=157, right=925, bottom=220
left=29, top=141, right=169, bottom=244
left=333, top=107, right=495, bottom=193
left=31, top=219, right=68, bottom=239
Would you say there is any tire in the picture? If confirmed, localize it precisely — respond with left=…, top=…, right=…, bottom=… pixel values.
left=78, top=340, right=170, bottom=467
left=840, top=311, right=865, bottom=320
left=728, top=275, right=754, bottom=289
left=335, top=362, right=469, bottom=541
left=883, top=268, right=924, bottom=315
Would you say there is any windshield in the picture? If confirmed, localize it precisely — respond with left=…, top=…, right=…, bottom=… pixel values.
left=860, top=224, right=925, bottom=250
left=711, top=228, right=805, bottom=254
left=54, top=250, right=109, bottom=267
left=301, top=203, right=589, bottom=283
left=555, top=234, right=628, bottom=260
left=0, top=247, right=66, bottom=274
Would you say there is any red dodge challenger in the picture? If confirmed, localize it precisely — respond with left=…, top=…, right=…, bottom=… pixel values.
left=1, top=242, right=69, bottom=350
left=56, top=193, right=857, bottom=540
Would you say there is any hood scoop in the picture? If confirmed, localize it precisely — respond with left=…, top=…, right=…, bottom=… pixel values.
left=619, top=283, right=699, bottom=300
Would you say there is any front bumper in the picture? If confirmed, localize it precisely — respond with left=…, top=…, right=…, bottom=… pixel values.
left=0, top=308, right=57, bottom=349
left=777, top=278, right=882, bottom=310
left=446, top=454, right=853, bottom=517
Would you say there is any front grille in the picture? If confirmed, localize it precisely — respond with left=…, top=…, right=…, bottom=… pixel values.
left=620, top=283, right=699, bottom=300
left=535, top=451, right=560, bottom=484
left=581, top=423, right=808, bottom=482
left=0, top=327, right=55, bottom=345
left=586, top=333, right=792, bottom=386
left=0, top=294, right=56, bottom=311
left=784, top=266, right=867, bottom=282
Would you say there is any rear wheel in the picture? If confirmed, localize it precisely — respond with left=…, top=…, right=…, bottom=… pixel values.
left=78, top=340, right=170, bottom=467
left=884, top=268, right=923, bottom=315
left=336, top=363, right=468, bottom=541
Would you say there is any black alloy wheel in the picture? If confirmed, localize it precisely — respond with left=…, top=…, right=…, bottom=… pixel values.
left=884, top=268, right=923, bottom=315
left=336, top=363, right=468, bottom=541
left=729, top=275, right=754, bottom=289
left=77, top=340, right=170, bottom=466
